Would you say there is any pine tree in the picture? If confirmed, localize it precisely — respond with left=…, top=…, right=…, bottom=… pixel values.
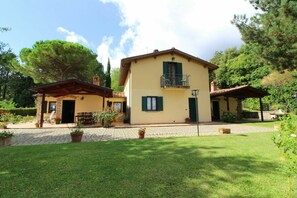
left=232, top=0, right=297, bottom=71
left=105, top=58, right=111, bottom=88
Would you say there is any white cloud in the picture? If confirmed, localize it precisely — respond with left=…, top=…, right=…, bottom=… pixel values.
left=98, top=0, right=257, bottom=68
left=57, top=27, right=89, bottom=46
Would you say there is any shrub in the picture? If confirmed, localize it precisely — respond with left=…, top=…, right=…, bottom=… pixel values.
left=0, top=131, right=14, bottom=138
left=93, top=110, right=118, bottom=128
left=221, top=112, right=237, bottom=123
left=273, top=114, right=297, bottom=197
left=0, top=100, right=16, bottom=110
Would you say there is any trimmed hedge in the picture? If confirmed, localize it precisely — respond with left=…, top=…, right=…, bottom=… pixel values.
left=0, top=108, right=36, bottom=116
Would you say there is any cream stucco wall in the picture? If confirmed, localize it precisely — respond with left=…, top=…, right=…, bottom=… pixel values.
left=41, top=95, right=103, bottom=122
left=125, top=53, right=212, bottom=124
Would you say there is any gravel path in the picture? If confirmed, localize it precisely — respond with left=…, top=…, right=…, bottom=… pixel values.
left=2, top=123, right=274, bottom=146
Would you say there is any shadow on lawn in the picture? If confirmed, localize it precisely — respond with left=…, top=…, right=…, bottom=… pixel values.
left=110, top=138, right=279, bottom=197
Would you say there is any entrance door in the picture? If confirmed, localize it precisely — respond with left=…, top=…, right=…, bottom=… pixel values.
left=62, top=100, right=75, bottom=123
left=188, top=98, right=198, bottom=122
left=212, top=101, right=220, bottom=121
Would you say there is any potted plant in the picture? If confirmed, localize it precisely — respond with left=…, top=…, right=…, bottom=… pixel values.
left=55, top=117, right=61, bottom=124
left=93, top=110, right=118, bottom=128
left=138, top=128, right=146, bottom=139
left=35, top=122, right=40, bottom=128
left=0, top=122, right=7, bottom=129
left=185, top=117, right=191, bottom=124
left=70, top=122, right=84, bottom=142
left=0, top=131, right=14, bottom=146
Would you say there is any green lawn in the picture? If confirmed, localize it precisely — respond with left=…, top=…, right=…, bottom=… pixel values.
left=239, top=120, right=281, bottom=128
left=1, top=132, right=295, bottom=197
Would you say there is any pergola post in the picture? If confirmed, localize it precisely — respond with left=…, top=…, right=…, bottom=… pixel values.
left=226, top=97, right=230, bottom=111
left=40, top=93, right=45, bottom=127
left=259, top=97, right=264, bottom=122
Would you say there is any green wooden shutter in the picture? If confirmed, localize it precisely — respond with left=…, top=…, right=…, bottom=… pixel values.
left=176, top=63, right=183, bottom=85
left=176, top=63, right=182, bottom=75
left=163, top=62, right=169, bottom=77
left=157, top=97, right=163, bottom=111
left=142, top=96, right=147, bottom=111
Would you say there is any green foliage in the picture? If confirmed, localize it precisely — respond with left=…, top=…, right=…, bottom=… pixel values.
left=105, top=58, right=111, bottom=88
left=221, top=112, right=237, bottom=123
left=0, top=100, right=16, bottom=109
left=17, top=40, right=99, bottom=83
left=0, top=108, right=36, bottom=116
left=0, top=28, right=35, bottom=107
left=92, top=62, right=105, bottom=86
left=93, top=110, right=118, bottom=128
left=111, top=68, right=124, bottom=91
left=70, top=122, right=84, bottom=134
left=273, top=114, right=297, bottom=197
left=0, top=130, right=13, bottom=138
left=262, top=72, right=297, bottom=112
left=211, top=45, right=270, bottom=89
left=232, top=0, right=297, bottom=71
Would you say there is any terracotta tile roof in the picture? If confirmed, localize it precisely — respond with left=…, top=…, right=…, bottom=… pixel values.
left=31, top=79, right=113, bottom=97
left=210, top=85, right=268, bottom=98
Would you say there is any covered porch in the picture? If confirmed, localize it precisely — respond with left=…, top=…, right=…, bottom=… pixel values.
left=210, top=85, right=269, bottom=121
left=32, top=79, right=113, bottom=127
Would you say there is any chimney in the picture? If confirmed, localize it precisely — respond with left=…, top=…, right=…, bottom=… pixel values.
left=210, top=81, right=218, bottom=92
left=93, top=74, right=100, bottom=86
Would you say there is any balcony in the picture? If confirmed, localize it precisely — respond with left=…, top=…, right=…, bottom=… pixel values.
left=160, top=74, right=190, bottom=89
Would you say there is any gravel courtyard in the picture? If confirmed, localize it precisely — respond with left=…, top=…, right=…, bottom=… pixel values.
left=3, top=123, right=274, bottom=146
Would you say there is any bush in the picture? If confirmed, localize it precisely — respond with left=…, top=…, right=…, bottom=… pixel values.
left=273, top=114, right=297, bottom=196
left=222, top=112, right=237, bottom=123
left=93, top=110, right=118, bottom=128
left=0, top=108, right=36, bottom=116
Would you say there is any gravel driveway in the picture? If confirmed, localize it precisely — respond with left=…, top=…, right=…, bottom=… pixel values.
left=2, top=123, right=274, bottom=146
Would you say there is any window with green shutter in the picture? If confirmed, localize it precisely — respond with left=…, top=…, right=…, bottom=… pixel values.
left=142, top=96, right=163, bottom=111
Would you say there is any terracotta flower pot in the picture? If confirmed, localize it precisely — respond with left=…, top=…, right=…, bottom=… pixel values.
left=218, top=128, right=231, bottom=134
left=138, top=133, right=145, bottom=139
left=0, top=137, right=12, bottom=146
left=71, top=133, right=83, bottom=142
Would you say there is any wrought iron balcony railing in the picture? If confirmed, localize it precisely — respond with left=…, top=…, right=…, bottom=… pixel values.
left=160, top=74, right=190, bottom=88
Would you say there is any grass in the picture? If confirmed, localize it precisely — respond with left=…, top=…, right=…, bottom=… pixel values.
left=0, top=132, right=296, bottom=197
left=239, top=120, right=281, bottom=128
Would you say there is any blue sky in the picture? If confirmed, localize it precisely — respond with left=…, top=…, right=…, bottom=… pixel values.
left=1, top=0, right=257, bottom=69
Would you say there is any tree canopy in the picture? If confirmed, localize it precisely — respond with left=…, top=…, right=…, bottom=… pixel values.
left=210, top=45, right=270, bottom=89
left=232, top=0, right=297, bottom=71
left=0, top=28, right=35, bottom=107
left=17, top=40, right=100, bottom=83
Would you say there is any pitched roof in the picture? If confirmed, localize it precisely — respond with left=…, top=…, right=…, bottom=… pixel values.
left=119, top=48, right=219, bottom=86
left=210, top=85, right=268, bottom=99
left=31, top=79, right=113, bottom=97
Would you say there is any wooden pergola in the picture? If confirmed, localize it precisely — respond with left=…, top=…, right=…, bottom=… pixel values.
left=32, top=79, right=113, bottom=127
left=210, top=85, right=269, bottom=121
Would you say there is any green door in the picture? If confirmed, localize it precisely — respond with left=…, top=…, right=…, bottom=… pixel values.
left=188, top=98, right=198, bottom=122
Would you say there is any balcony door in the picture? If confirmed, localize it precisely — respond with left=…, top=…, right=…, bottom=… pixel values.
left=163, top=62, right=182, bottom=86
